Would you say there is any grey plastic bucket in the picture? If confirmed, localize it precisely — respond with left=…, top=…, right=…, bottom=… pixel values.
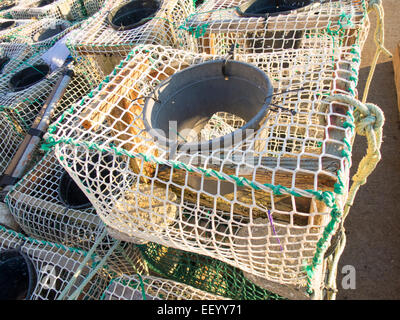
left=0, top=249, right=37, bottom=300
left=107, top=0, right=161, bottom=31
left=9, top=64, right=50, bottom=92
left=32, top=23, right=68, bottom=42
left=143, top=59, right=273, bottom=153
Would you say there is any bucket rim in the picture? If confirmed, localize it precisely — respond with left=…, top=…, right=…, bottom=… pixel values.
left=106, top=0, right=162, bottom=31
left=143, top=59, right=274, bottom=152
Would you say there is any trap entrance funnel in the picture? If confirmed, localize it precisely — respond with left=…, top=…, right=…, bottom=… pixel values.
left=0, top=249, right=37, bottom=300
left=143, top=60, right=273, bottom=152
left=107, top=0, right=161, bottom=31
left=38, top=0, right=57, bottom=7
left=9, top=64, right=50, bottom=92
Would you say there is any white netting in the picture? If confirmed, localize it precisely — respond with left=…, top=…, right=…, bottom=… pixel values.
left=46, top=26, right=364, bottom=295
left=101, top=274, right=229, bottom=300
left=0, top=224, right=111, bottom=300
left=6, top=0, right=106, bottom=21
left=6, top=150, right=150, bottom=275
left=180, top=0, right=369, bottom=55
left=66, top=0, right=197, bottom=58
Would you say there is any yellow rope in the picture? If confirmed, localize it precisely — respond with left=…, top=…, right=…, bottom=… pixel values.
left=323, top=94, right=384, bottom=299
left=363, top=0, right=393, bottom=103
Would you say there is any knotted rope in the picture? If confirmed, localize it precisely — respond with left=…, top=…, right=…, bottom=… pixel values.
left=363, top=0, right=392, bottom=103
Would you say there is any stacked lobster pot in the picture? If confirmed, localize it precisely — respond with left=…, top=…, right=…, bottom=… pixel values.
left=6, top=151, right=150, bottom=276
left=5, top=0, right=106, bottom=22
left=101, top=274, right=229, bottom=300
left=65, top=0, right=197, bottom=75
left=44, top=19, right=368, bottom=298
left=179, top=0, right=369, bottom=55
left=0, top=224, right=111, bottom=300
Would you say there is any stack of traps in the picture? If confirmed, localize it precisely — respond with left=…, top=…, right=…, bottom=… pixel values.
left=47, top=27, right=364, bottom=297
left=4, top=0, right=106, bottom=22
left=65, top=0, right=196, bottom=74
left=0, top=46, right=103, bottom=176
left=182, top=0, right=369, bottom=54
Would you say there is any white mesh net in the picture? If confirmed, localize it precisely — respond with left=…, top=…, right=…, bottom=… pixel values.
left=101, top=274, right=229, bottom=300
left=0, top=0, right=18, bottom=18
left=0, top=19, right=33, bottom=41
left=0, top=43, right=34, bottom=74
left=0, top=112, right=23, bottom=175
